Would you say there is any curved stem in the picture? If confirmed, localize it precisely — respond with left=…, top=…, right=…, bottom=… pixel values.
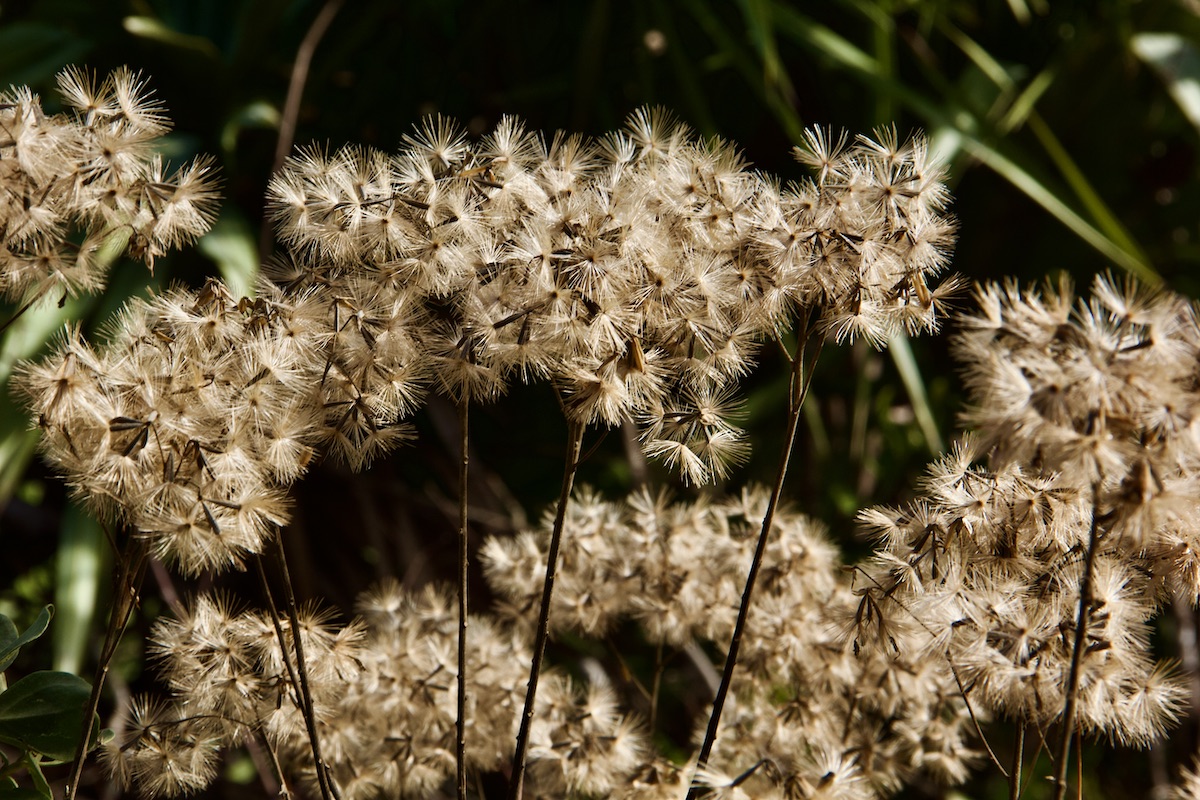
left=507, top=419, right=586, bottom=800
left=456, top=398, right=470, bottom=800
left=686, top=327, right=823, bottom=799
left=260, top=0, right=346, bottom=262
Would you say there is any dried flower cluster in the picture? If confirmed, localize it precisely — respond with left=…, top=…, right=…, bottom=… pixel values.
left=22, top=67, right=1198, bottom=800
left=485, top=486, right=979, bottom=798
left=16, top=282, right=325, bottom=574
left=262, top=113, right=956, bottom=482
left=853, top=275, right=1200, bottom=749
left=103, top=583, right=644, bottom=800
left=19, top=90, right=958, bottom=583
left=0, top=67, right=218, bottom=303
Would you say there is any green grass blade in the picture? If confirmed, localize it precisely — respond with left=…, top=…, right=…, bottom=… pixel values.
left=943, top=23, right=1151, bottom=269
left=887, top=332, right=943, bottom=455
left=771, top=6, right=1160, bottom=284
left=52, top=505, right=104, bottom=677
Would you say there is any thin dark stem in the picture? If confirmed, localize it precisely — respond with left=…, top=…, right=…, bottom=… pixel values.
left=0, top=290, right=46, bottom=336
left=456, top=398, right=470, bottom=800
left=1052, top=481, right=1102, bottom=800
left=1010, top=724, right=1025, bottom=800
left=250, top=563, right=300, bottom=800
left=650, top=639, right=665, bottom=735
left=245, top=735, right=282, bottom=798
left=260, top=0, right=345, bottom=262
left=507, top=420, right=586, bottom=800
left=65, top=537, right=147, bottom=800
left=686, top=326, right=823, bottom=800
left=273, top=537, right=341, bottom=800
left=252, top=556, right=316, bottom=799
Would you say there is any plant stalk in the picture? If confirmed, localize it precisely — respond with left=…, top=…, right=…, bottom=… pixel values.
left=456, top=398, right=470, bottom=800
left=1051, top=482, right=1102, bottom=800
left=273, top=536, right=341, bottom=800
left=1010, top=724, right=1025, bottom=800
left=507, top=419, right=586, bottom=800
left=686, top=328, right=822, bottom=799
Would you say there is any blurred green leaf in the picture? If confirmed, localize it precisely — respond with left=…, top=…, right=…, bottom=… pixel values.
left=942, top=23, right=1150, bottom=272
left=122, top=16, right=221, bottom=59
left=887, top=333, right=943, bottom=455
left=198, top=210, right=259, bottom=299
left=220, top=100, right=282, bottom=155
left=0, top=670, right=93, bottom=762
left=53, top=507, right=103, bottom=677
left=0, top=24, right=91, bottom=88
left=0, top=426, right=39, bottom=515
left=1132, top=32, right=1200, bottom=134
left=0, top=606, right=52, bottom=673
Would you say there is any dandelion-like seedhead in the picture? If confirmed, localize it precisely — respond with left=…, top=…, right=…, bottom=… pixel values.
left=263, top=109, right=958, bottom=483
left=0, top=67, right=219, bottom=303
left=851, top=274, right=1200, bottom=750
left=483, top=486, right=979, bottom=798
left=19, top=104, right=959, bottom=580
left=17, top=282, right=323, bottom=574
left=108, top=582, right=645, bottom=800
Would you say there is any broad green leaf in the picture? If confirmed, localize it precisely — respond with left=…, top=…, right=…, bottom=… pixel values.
left=0, top=671, right=94, bottom=762
left=0, top=786, right=48, bottom=800
left=0, top=607, right=52, bottom=673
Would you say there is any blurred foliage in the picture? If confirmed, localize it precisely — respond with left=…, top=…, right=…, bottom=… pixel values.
left=2, top=0, right=1200, bottom=797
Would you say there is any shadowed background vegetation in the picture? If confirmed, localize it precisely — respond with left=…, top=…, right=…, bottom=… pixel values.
left=2, top=1, right=1200, bottom=797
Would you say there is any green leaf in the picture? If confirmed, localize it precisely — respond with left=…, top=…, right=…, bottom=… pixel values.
left=22, top=754, right=50, bottom=800
left=122, top=16, right=221, bottom=59
left=770, top=5, right=1160, bottom=284
left=1132, top=32, right=1200, bottom=135
left=198, top=210, right=259, bottom=300
left=0, top=786, right=49, bottom=800
left=53, top=507, right=103, bottom=676
left=0, top=671, right=94, bottom=762
left=0, top=607, right=52, bottom=673
left=0, top=24, right=91, bottom=89
left=219, top=100, right=281, bottom=155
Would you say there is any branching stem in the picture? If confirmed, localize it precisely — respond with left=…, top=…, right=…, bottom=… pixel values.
left=272, top=536, right=341, bottom=800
